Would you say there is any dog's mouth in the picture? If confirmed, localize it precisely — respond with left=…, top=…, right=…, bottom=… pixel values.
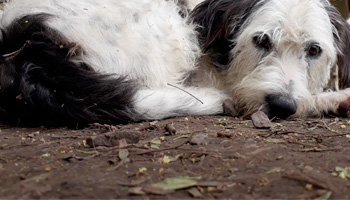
left=265, top=93, right=297, bottom=119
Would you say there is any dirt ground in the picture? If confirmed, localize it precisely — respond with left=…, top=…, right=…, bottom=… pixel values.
left=1, top=115, right=350, bottom=199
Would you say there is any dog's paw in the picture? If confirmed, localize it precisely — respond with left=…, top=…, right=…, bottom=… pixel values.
left=338, top=98, right=350, bottom=117
left=223, top=99, right=239, bottom=117
left=313, top=89, right=350, bottom=118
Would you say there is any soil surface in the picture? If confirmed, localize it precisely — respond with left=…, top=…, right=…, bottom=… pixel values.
left=1, top=116, right=350, bottom=199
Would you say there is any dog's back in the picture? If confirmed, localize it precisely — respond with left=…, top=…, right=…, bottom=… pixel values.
left=0, top=0, right=228, bottom=127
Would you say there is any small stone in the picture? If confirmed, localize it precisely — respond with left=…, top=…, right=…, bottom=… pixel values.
left=251, top=111, right=272, bottom=129
left=86, top=131, right=140, bottom=147
left=187, top=187, right=202, bottom=198
left=190, top=134, right=209, bottom=145
left=165, top=123, right=177, bottom=135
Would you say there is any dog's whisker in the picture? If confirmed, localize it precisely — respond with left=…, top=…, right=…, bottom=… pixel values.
left=167, top=83, right=204, bottom=105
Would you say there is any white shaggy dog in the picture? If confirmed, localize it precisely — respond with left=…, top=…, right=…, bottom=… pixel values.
left=0, top=0, right=349, bottom=127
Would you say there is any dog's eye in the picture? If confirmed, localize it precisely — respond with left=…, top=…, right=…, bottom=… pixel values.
left=307, top=45, right=322, bottom=58
left=253, top=34, right=272, bottom=50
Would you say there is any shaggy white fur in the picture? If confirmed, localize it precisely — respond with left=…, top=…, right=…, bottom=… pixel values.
left=191, top=0, right=350, bottom=118
left=0, top=0, right=349, bottom=126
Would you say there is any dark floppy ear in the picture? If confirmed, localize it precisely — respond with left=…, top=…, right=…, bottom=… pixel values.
left=326, top=5, right=350, bottom=88
left=190, top=0, right=263, bottom=69
left=337, top=23, right=350, bottom=88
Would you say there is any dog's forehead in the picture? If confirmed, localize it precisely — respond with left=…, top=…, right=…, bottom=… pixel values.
left=246, top=0, right=334, bottom=43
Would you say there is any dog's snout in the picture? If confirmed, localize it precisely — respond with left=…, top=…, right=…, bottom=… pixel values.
left=266, top=94, right=297, bottom=119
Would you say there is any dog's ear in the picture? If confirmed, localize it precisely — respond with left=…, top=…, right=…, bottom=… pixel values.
left=337, top=23, right=350, bottom=88
left=191, top=0, right=262, bottom=69
left=326, top=5, right=350, bottom=88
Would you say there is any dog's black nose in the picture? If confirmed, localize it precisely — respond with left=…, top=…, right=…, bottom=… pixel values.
left=266, top=94, right=297, bottom=119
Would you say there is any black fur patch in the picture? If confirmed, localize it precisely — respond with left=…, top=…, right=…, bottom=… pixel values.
left=0, top=14, right=138, bottom=128
left=191, top=0, right=267, bottom=69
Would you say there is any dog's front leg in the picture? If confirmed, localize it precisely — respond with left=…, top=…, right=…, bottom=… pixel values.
left=132, top=86, right=237, bottom=120
left=313, top=89, right=350, bottom=117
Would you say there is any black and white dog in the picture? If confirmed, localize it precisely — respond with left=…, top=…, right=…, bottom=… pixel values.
left=0, top=0, right=349, bottom=127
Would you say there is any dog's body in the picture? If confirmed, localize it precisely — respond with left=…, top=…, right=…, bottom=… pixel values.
left=0, top=0, right=349, bottom=127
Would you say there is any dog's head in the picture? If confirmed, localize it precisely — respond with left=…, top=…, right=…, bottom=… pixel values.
left=192, top=0, right=350, bottom=119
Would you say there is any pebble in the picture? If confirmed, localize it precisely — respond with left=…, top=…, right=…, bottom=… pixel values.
left=190, top=134, right=209, bottom=145
left=86, top=131, right=140, bottom=147
left=251, top=111, right=272, bottom=129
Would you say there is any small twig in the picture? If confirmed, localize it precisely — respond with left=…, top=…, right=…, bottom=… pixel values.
left=176, top=147, right=240, bottom=159
left=116, top=177, right=147, bottom=186
left=2, top=40, right=31, bottom=58
left=321, top=120, right=331, bottom=130
left=322, top=133, right=350, bottom=138
left=67, top=153, right=100, bottom=161
left=321, top=120, right=338, bottom=133
left=287, top=139, right=316, bottom=147
left=273, top=130, right=310, bottom=135
left=299, top=147, right=342, bottom=152
left=258, top=130, right=310, bottom=138
left=167, top=83, right=204, bottom=104
left=93, top=144, right=137, bottom=152
left=108, top=158, right=130, bottom=171
left=282, top=172, right=336, bottom=191
left=50, top=135, right=85, bottom=139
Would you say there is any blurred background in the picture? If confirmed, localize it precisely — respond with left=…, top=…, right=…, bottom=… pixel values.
left=330, top=0, right=350, bottom=20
